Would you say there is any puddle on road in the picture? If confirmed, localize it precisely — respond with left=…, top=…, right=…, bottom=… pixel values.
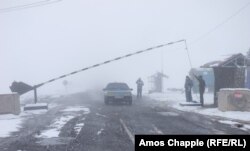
left=37, top=137, right=73, bottom=146
left=158, top=112, right=179, bottom=117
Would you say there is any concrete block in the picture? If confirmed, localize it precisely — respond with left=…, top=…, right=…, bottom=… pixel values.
left=24, top=103, right=48, bottom=111
left=0, top=93, right=20, bottom=115
left=218, top=88, right=250, bottom=112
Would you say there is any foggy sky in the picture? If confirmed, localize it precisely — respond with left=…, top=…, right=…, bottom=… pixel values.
left=0, top=0, right=250, bottom=96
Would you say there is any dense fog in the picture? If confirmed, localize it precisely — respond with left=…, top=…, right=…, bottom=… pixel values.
left=0, top=0, right=250, bottom=96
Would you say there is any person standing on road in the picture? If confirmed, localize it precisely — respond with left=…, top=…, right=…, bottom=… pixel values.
left=184, top=76, right=193, bottom=102
left=194, top=75, right=206, bottom=106
left=136, top=78, right=144, bottom=99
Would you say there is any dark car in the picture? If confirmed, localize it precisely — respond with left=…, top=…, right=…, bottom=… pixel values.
left=103, top=82, right=133, bottom=105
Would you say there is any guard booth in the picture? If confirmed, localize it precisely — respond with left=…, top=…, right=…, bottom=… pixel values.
left=201, top=53, right=249, bottom=107
left=148, top=72, right=168, bottom=93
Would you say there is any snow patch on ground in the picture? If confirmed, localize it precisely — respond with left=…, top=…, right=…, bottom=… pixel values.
left=37, top=115, right=75, bottom=138
left=147, top=91, right=250, bottom=122
left=62, top=106, right=90, bottom=114
left=219, top=120, right=239, bottom=125
left=97, top=128, right=104, bottom=135
left=243, top=125, right=250, bottom=131
left=219, top=120, right=250, bottom=131
left=37, top=106, right=89, bottom=138
left=74, top=123, right=84, bottom=135
left=0, top=114, right=22, bottom=137
left=74, top=117, right=86, bottom=136
left=0, top=108, right=50, bottom=138
left=0, top=94, right=61, bottom=138
left=48, top=103, right=59, bottom=109
left=158, top=112, right=179, bottom=117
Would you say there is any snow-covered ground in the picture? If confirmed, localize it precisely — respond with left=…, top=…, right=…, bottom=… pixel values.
left=1, top=105, right=89, bottom=140
left=36, top=106, right=90, bottom=138
left=0, top=114, right=23, bottom=137
left=0, top=109, right=48, bottom=138
left=36, top=115, right=75, bottom=138
left=62, top=106, right=90, bottom=114
left=0, top=102, right=59, bottom=138
left=147, top=91, right=250, bottom=123
left=218, top=120, right=250, bottom=131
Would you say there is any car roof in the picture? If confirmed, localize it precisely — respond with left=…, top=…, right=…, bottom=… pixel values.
left=105, top=82, right=130, bottom=88
left=107, top=82, right=127, bottom=85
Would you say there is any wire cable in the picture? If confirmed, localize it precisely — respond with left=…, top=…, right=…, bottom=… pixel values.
left=184, top=40, right=193, bottom=68
left=191, top=1, right=250, bottom=45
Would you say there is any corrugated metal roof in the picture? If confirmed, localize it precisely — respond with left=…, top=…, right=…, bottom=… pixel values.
left=201, top=53, right=247, bottom=68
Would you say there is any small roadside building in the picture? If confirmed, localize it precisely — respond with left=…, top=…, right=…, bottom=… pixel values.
left=201, top=53, right=250, bottom=107
left=148, top=72, right=168, bottom=93
left=189, top=68, right=214, bottom=93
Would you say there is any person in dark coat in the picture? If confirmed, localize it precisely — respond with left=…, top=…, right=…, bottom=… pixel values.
left=184, top=76, right=193, bottom=102
left=194, top=75, right=206, bottom=106
left=136, top=78, right=144, bottom=99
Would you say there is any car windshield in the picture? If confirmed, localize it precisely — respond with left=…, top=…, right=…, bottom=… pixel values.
left=106, top=83, right=130, bottom=90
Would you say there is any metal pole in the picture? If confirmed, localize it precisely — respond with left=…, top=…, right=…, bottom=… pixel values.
left=184, top=40, right=192, bottom=68
left=161, top=49, right=164, bottom=93
left=34, top=87, right=38, bottom=104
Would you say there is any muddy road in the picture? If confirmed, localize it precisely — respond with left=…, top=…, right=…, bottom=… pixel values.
left=1, top=92, right=248, bottom=151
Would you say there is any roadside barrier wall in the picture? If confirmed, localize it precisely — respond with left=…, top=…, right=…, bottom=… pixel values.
left=0, top=93, right=20, bottom=115
left=218, top=88, right=250, bottom=111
